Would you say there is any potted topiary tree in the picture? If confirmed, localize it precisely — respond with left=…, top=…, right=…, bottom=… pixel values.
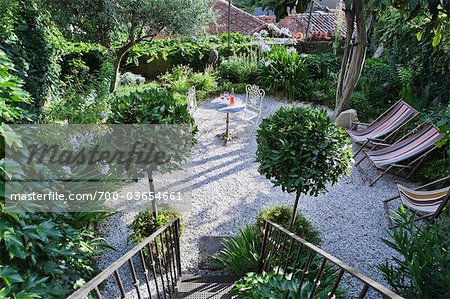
left=256, top=106, right=352, bottom=229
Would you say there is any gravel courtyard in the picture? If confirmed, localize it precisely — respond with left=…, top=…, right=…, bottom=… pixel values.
left=97, top=95, right=414, bottom=296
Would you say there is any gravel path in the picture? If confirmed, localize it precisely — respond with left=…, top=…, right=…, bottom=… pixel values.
left=96, top=95, right=413, bottom=298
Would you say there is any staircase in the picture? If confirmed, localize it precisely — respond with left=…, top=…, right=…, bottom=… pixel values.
left=67, top=218, right=404, bottom=299
left=175, top=275, right=239, bottom=298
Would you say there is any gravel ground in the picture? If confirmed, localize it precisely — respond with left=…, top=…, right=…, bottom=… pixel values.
left=95, top=95, right=413, bottom=298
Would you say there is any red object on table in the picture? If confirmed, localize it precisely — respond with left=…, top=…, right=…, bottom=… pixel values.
left=229, top=94, right=234, bottom=105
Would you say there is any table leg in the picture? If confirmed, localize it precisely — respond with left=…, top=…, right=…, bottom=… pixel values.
left=225, top=113, right=230, bottom=144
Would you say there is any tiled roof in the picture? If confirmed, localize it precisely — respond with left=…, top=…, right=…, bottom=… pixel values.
left=257, top=13, right=346, bottom=41
left=297, top=13, right=346, bottom=39
left=207, top=0, right=266, bottom=35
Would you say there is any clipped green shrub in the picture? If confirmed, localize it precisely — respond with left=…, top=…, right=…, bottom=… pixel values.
left=131, top=205, right=182, bottom=243
left=214, top=226, right=261, bottom=275
left=258, top=46, right=312, bottom=101
left=380, top=208, right=450, bottom=298
left=256, top=205, right=321, bottom=245
left=218, top=53, right=259, bottom=84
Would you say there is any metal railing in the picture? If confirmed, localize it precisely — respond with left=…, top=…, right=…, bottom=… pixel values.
left=258, top=220, right=404, bottom=299
left=68, top=218, right=181, bottom=299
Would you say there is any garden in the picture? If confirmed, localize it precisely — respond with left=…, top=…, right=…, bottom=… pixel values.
left=1, top=0, right=449, bottom=298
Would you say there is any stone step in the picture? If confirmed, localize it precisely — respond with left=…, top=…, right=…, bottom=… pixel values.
left=175, top=275, right=239, bottom=299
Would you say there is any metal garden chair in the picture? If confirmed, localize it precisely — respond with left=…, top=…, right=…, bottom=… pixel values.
left=236, top=84, right=265, bottom=138
left=187, top=86, right=217, bottom=135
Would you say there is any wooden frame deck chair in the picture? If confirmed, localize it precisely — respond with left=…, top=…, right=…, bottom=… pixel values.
left=347, top=100, right=419, bottom=157
left=356, top=123, right=443, bottom=186
left=383, top=176, right=450, bottom=228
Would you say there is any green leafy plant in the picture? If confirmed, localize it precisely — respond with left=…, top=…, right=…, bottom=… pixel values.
left=436, top=105, right=450, bottom=157
left=379, top=207, right=450, bottom=298
left=160, top=65, right=218, bottom=100
left=214, top=226, right=261, bottom=275
left=218, top=53, right=259, bottom=84
left=0, top=50, right=32, bottom=124
left=0, top=0, right=61, bottom=109
left=232, top=268, right=346, bottom=299
left=109, top=86, right=195, bottom=126
left=131, top=205, right=182, bottom=243
left=258, top=46, right=312, bottom=101
left=256, top=205, right=321, bottom=244
left=256, top=106, right=351, bottom=227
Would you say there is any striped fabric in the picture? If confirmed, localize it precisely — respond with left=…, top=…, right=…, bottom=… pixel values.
left=398, top=184, right=450, bottom=214
left=367, top=124, right=442, bottom=169
left=347, top=100, right=418, bottom=143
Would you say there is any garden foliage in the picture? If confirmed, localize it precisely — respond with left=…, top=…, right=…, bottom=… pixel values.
left=215, top=205, right=320, bottom=275
left=258, top=46, right=311, bottom=101
left=380, top=207, right=450, bottom=298
left=109, top=86, right=195, bottom=127
left=213, top=226, right=262, bottom=275
left=255, top=205, right=321, bottom=245
left=131, top=205, right=182, bottom=243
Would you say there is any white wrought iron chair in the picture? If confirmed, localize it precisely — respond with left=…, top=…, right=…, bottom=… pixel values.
left=187, top=86, right=216, bottom=135
left=237, top=84, right=265, bottom=137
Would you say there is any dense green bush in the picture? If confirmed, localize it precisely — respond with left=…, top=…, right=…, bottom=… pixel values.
left=59, top=42, right=109, bottom=86
left=131, top=205, right=182, bottom=243
left=258, top=46, right=312, bottom=101
left=380, top=208, right=450, bottom=298
left=126, top=34, right=254, bottom=73
left=371, top=8, right=450, bottom=107
left=44, top=60, right=113, bottom=124
left=109, top=86, right=195, bottom=126
left=218, top=53, right=259, bottom=84
left=437, top=105, right=450, bottom=157
left=214, top=226, right=261, bottom=275
left=0, top=50, right=32, bottom=124
left=0, top=211, right=111, bottom=298
left=303, top=53, right=341, bottom=80
left=0, top=0, right=61, bottom=109
left=255, top=205, right=321, bottom=245
left=1, top=54, right=111, bottom=297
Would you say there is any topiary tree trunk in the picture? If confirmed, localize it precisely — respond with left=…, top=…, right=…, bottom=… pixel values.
left=289, top=190, right=301, bottom=229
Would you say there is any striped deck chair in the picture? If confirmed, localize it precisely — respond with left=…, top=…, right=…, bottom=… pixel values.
left=348, top=100, right=419, bottom=157
left=356, top=124, right=443, bottom=186
left=383, top=176, right=450, bottom=227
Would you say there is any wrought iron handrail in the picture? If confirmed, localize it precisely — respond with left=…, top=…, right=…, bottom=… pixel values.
left=258, top=220, right=404, bottom=299
left=68, top=218, right=181, bottom=299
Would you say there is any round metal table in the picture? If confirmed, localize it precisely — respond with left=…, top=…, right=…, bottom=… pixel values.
left=210, top=97, right=246, bottom=144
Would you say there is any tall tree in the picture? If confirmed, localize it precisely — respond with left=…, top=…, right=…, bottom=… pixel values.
left=44, top=0, right=212, bottom=92
left=261, top=0, right=450, bottom=118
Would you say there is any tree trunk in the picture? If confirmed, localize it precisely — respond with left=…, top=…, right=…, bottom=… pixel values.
left=333, top=0, right=367, bottom=119
left=289, top=190, right=301, bottom=230
left=147, top=170, right=158, bottom=217
left=109, top=42, right=136, bottom=93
